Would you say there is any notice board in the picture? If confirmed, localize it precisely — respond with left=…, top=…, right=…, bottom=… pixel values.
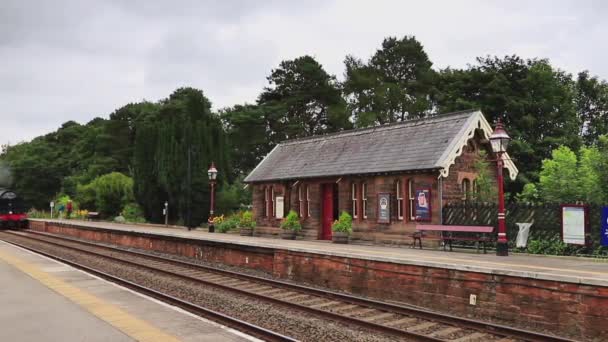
left=561, top=205, right=587, bottom=245
left=377, top=193, right=390, bottom=223
left=275, top=196, right=284, bottom=219
left=601, top=206, right=608, bottom=247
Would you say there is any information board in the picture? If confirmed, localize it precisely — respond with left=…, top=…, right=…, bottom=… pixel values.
left=562, top=205, right=587, bottom=245
left=601, top=206, right=608, bottom=247
left=377, top=193, right=390, bottom=223
left=415, top=188, right=431, bottom=222
left=275, top=196, right=284, bottom=219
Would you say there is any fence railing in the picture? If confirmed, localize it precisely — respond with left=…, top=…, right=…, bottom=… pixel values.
left=442, top=202, right=606, bottom=254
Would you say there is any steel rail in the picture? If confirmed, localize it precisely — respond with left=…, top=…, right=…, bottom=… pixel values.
left=10, top=231, right=576, bottom=342
left=0, top=234, right=296, bottom=342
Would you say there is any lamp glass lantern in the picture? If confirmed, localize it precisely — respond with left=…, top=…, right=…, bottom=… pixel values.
left=207, top=163, right=218, bottom=181
left=489, top=119, right=511, bottom=153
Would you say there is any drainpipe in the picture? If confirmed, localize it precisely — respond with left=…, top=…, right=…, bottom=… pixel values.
left=438, top=172, right=444, bottom=224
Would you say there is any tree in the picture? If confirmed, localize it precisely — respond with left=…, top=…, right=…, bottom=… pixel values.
left=343, top=36, right=436, bottom=126
left=538, top=146, right=580, bottom=203
left=76, top=172, right=134, bottom=217
left=437, top=56, right=582, bottom=193
left=258, top=55, right=350, bottom=139
left=133, top=87, right=231, bottom=226
left=575, top=71, right=608, bottom=145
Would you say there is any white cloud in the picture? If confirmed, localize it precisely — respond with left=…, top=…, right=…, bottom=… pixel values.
left=1, top=0, right=606, bottom=145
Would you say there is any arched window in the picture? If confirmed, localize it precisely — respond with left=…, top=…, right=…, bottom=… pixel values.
left=351, top=183, right=358, bottom=218
left=362, top=183, right=368, bottom=219
left=396, top=180, right=403, bottom=220
left=462, top=179, right=471, bottom=201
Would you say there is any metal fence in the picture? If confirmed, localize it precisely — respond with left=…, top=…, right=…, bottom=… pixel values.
left=442, top=202, right=606, bottom=253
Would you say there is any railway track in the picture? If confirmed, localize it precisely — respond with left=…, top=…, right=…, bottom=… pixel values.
left=0, top=230, right=574, bottom=342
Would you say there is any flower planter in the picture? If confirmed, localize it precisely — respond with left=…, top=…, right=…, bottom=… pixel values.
left=332, top=231, right=349, bottom=244
left=281, top=230, right=297, bottom=240
left=240, top=227, right=254, bottom=236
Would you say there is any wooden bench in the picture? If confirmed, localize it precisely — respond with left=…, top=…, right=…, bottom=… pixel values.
left=86, top=212, right=100, bottom=221
left=413, top=225, right=494, bottom=253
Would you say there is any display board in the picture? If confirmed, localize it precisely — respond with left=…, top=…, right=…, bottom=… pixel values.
left=415, top=188, right=431, bottom=222
left=275, top=196, right=284, bottom=219
left=377, top=193, right=390, bottom=223
left=561, top=205, right=587, bottom=245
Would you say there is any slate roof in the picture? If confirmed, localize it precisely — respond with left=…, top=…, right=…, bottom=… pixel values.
left=245, top=110, right=482, bottom=183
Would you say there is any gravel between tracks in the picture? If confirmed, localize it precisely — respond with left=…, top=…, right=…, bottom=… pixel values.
left=1, top=234, right=406, bottom=342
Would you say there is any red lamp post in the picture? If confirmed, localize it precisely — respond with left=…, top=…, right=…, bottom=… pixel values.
left=207, top=162, right=218, bottom=233
left=489, top=118, right=511, bottom=256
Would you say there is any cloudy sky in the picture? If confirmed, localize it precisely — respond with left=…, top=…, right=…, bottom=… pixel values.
left=1, top=0, right=606, bottom=145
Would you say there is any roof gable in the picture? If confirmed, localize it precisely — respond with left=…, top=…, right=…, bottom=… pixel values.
left=245, top=110, right=518, bottom=182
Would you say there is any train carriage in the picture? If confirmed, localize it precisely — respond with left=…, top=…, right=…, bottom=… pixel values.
left=0, top=188, right=28, bottom=229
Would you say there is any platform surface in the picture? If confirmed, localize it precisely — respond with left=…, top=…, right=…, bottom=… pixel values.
left=37, top=219, right=608, bottom=287
left=0, top=239, right=252, bottom=342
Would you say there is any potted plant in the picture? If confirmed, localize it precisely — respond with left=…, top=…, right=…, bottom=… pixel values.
left=280, top=210, right=301, bottom=239
left=239, top=211, right=256, bottom=236
left=331, top=211, right=352, bottom=244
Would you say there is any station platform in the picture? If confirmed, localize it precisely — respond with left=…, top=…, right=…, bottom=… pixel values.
left=27, top=219, right=608, bottom=340
left=0, top=239, right=252, bottom=342
left=33, top=219, right=608, bottom=287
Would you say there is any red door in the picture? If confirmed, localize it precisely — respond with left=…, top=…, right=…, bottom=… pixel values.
left=321, top=184, right=333, bottom=240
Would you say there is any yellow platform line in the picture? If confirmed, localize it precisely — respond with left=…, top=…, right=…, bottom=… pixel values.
left=0, top=250, right=181, bottom=342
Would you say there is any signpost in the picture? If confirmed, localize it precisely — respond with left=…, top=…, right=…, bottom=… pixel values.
left=415, top=188, right=431, bottom=222
left=50, top=201, right=55, bottom=219
left=377, top=193, right=390, bottom=223
left=601, top=206, right=608, bottom=247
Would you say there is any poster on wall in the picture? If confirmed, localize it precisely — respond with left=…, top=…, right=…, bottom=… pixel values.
left=275, top=196, right=284, bottom=219
left=377, top=193, right=390, bottom=223
left=561, top=205, right=587, bottom=245
left=601, top=206, right=608, bottom=247
left=415, top=188, right=431, bottom=221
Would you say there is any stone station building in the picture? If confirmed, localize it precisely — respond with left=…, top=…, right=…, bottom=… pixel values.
left=244, top=110, right=518, bottom=244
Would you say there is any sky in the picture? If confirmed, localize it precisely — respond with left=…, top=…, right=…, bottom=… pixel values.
left=1, top=0, right=607, bottom=145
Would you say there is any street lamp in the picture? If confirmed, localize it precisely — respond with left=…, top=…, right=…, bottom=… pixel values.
left=164, top=201, right=169, bottom=227
left=489, top=118, right=511, bottom=256
left=207, top=162, right=218, bottom=233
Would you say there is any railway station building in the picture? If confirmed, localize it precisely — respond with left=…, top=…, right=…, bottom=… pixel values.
left=244, top=110, right=518, bottom=244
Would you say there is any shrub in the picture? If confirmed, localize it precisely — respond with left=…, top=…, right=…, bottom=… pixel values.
left=122, top=203, right=145, bottom=223
left=332, top=211, right=353, bottom=234
left=280, top=210, right=301, bottom=231
left=216, top=215, right=239, bottom=233
left=239, top=210, right=256, bottom=229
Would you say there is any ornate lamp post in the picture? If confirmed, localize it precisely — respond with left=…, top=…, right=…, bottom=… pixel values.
left=207, top=162, right=218, bottom=233
left=489, top=118, right=511, bottom=256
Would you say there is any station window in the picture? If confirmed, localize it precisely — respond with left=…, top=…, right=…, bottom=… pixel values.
left=306, top=185, right=311, bottom=217
left=362, top=183, right=368, bottom=219
left=264, top=187, right=269, bottom=217
left=396, top=180, right=403, bottom=220
left=462, top=179, right=471, bottom=201
left=351, top=183, right=358, bottom=219
left=298, top=185, right=304, bottom=218
left=408, top=179, right=415, bottom=221
left=271, top=187, right=275, bottom=217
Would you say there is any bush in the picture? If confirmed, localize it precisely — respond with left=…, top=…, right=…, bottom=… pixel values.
left=239, top=210, right=256, bottom=229
left=332, top=211, right=353, bottom=234
left=75, top=172, right=134, bottom=218
left=280, top=210, right=301, bottom=231
left=122, top=203, right=145, bottom=223
left=216, top=214, right=239, bottom=233
left=526, top=239, right=567, bottom=255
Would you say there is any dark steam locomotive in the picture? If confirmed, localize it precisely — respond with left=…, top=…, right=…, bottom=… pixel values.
left=0, top=188, right=28, bottom=229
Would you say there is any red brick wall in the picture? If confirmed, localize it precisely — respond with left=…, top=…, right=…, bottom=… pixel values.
left=31, top=221, right=607, bottom=340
